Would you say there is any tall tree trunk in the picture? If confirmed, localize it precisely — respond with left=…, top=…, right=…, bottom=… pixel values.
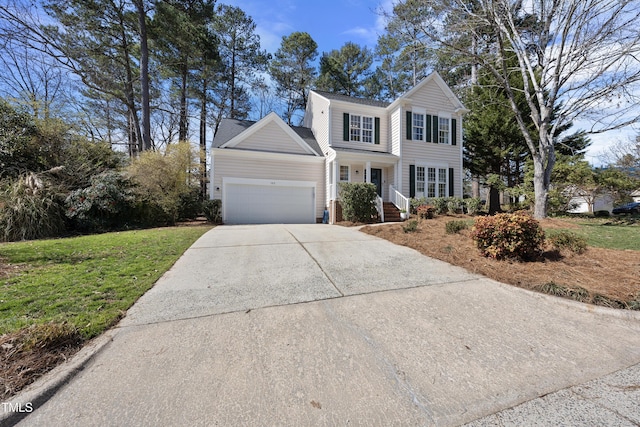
left=199, top=67, right=208, bottom=200
left=179, top=62, right=189, bottom=141
left=136, top=0, right=151, bottom=151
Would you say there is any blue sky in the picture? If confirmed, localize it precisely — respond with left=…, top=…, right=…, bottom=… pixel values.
left=222, top=0, right=391, bottom=55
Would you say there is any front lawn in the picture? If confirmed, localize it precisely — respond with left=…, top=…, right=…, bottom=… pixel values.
left=0, top=225, right=212, bottom=398
left=361, top=215, right=639, bottom=308
left=553, top=217, right=639, bottom=251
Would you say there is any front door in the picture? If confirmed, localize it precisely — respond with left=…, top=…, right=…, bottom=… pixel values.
left=371, top=168, right=382, bottom=197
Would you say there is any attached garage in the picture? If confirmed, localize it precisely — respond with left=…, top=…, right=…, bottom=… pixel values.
left=223, top=178, right=316, bottom=224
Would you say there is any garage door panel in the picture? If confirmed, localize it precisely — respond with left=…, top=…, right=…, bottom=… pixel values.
left=225, top=182, right=315, bottom=224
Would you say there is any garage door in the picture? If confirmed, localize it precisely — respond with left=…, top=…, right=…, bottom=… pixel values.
left=223, top=178, right=316, bottom=224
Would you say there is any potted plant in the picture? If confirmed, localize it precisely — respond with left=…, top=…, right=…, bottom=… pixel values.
left=400, top=209, right=408, bottom=220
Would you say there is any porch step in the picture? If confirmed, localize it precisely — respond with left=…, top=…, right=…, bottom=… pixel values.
left=382, top=202, right=402, bottom=222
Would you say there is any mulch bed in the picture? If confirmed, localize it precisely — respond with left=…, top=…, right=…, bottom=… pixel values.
left=361, top=215, right=640, bottom=305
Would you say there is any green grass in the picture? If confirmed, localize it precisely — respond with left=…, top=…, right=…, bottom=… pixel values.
left=547, top=218, right=639, bottom=251
left=0, top=226, right=212, bottom=338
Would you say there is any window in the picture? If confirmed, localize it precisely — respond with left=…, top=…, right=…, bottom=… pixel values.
left=349, top=114, right=374, bottom=143
left=416, top=166, right=425, bottom=194
left=339, top=165, right=350, bottom=181
left=412, top=113, right=424, bottom=141
left=439, top=117, right=450, bottom=144
left=416, top=166, right=447, bottom=197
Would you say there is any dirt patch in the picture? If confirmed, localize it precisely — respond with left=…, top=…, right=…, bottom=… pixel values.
left=361, top=215, right=640, bottom=304
left=1, top=323, right=83, bottom=400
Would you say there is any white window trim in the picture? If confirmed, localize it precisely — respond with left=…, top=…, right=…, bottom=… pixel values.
left=416, top=163, right=449, bottom=198
left=339, top=165, right=350, bottom=182
left=412, top=107, right=426, bottom=142
left=438, top=112, right=452, bottom=145
left=349, top=114, right=375, bottom=144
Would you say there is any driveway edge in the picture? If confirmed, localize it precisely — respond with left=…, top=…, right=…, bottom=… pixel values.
left=0, top=330, right=116, bottom=427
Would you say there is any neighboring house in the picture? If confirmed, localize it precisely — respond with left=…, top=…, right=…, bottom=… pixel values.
left=210, top=72, right=468, bottom=224
left=632, top=190, right=640, bottom=203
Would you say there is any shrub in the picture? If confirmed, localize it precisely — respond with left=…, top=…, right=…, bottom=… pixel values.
left=409, top=197, right=428, bottom=214
left=464, top=197, right=483, bottom=215
left=445, top=220, right=469, bottom=234
left=431, top=197, right=448, bottom=214
left=338, top=182, right=377, bottom=222
left=0, top=173, right=66, bottom=241
left=403, top=219, right=418, bottom=233
left=127, top=142, right=201, bottom=225
left=202, top=199, right=222, bottom=223
left=416, top=204, right=435, bottom=219
left=446, top=197, right=463, bottom=214
left=594, top=210, right=610, bottom=218
left=65, top=171, right=135, bottom=231
left=547, top=231, right=588, bottom=254
left=471, top=212, right=545, bottom=260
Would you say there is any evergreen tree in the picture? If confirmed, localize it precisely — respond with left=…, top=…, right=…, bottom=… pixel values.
left=269, top=32, right=318, bottom=125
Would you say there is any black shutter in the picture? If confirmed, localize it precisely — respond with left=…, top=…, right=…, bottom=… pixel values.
left=425, top=114, right=432, bottom=142
left=409, top=165, right=416, bottom=198
left=452, top=118, right=457, bottom=145
left=343, top=113, right=349, bottom=141
left=374, top=117, right=380, bottom=144
left=449, top=168, right=455, bottom=197
left=406, top=111, right=412, bottom=140
left=432, top=115, right=439, bottom=143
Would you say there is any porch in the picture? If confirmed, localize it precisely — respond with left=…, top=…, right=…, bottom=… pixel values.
left=326, top=149, right=409, bottom=223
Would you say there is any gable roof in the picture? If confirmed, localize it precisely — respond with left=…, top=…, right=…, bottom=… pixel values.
left=390, top=71, right=468, bottom=113
left=310, top=72, right=467, bottom=114
left=213, top=112, right=323, bottom=156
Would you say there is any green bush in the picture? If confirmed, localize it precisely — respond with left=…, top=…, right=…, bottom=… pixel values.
left=202, top=199, right=222, bottom=223
left=446, top=197, right=463, bottom=214
left=464, top=197, right=483, bottom=215
left=410, top=197, right=428, bottom=214
left=547, top=231, right=588, bottom=254
left=432, top=197, right=448, bottom=214
left=403, top=219, right=418, bottom=233
left=0, top=173, right=66, bottom=241
left=416, top=205, right=435, bottom=219
left=127, top=142, right=201, bottom=225
left=471, top=212, right=545, bottom=260
left=445, top=220, right=469, bottom=234
left=338, top=182, right=377, bottom=222
left=65, top=171, right=136, bottom=231
left=594, top=210, right=610, bottom=218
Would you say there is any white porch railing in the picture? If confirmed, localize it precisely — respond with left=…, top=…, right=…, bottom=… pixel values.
left=375, top=195, right=384, bottom=222
left=390, top=185, right=410, bottom=215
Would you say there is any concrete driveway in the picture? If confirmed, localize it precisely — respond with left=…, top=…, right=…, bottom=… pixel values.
left=14, top=224, right=640, bottom=426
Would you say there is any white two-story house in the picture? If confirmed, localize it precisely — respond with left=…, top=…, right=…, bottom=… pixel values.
left=210, top=72, right=468, bottom=224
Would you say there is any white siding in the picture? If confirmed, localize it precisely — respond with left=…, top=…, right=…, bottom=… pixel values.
left=305, top=93, right=330, bottom=154
left=211, top=149, right=326, bottom=220
left=399, top=77, right=464, bottom=198
left=390, top=108, right=401, bottom=156
left=330, top=105, right=389, bottom=153
left=235, top=121, right=308, bottom=155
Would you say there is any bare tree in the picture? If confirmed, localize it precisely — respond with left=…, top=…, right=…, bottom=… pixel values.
left=392, top=0, right=640, bottom=217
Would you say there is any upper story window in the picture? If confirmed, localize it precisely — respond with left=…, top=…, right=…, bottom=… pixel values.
left=406, top=111, right=457, bottom=146
left=343, top=113, right=380, bottom=145
left=350, top=115, right=373, bottom=143
left=412, top=113, right=424, bottom=141
left=439, top=117, right=450, bottom=144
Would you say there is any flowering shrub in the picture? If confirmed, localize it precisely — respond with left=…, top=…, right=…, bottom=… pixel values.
left=416, top=204, right=436, bottom=219
left=471, top=212, right=545, bottom=260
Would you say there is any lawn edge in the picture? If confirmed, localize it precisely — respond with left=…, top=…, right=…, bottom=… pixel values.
left=0, top=330, right=116, bottom=426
